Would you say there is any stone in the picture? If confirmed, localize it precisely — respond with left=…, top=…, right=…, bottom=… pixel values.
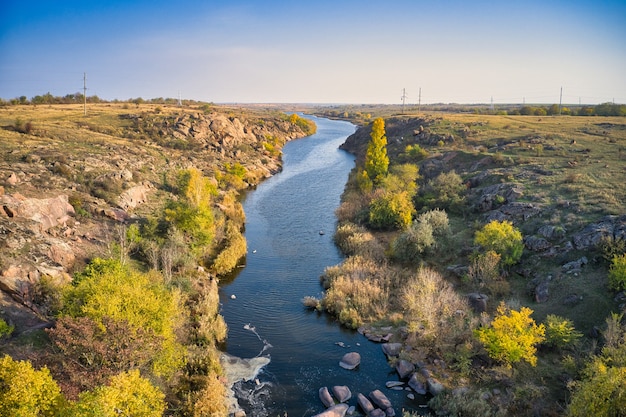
left=562, top=256, right=588, bottom=272
left=408, top=373, right=427, bottom=395
left=563, top=294, right=583, bottom=306
left=427, top=378, right=445, bottom=396
left=339, top=352, right=360, bottom=370
left=524, top=236, right=551, bottom=252
left=381, top=342, right=402, bottom=357
left=0, top=193, right=75, bottom=232
left=385, top=407, right=396, bottom=417
left=395, top=359, right=415, bottom=379
left=346, top=405, right=356, bottom=416
left=313, top=403, right=349, bottom=417
left=467, top=293, right=488, bottom=313
left=117, top=184, right=151, bottom=210
left=385, top=381, right=404, bottom=388
left=331, top=385, right=351, bottom=403
left=369, top=389, right=392, bottom=410
left=48, top=241, right=76, bottom=269
left=369, top=409, right=386, bottom=417
left=357, top=393, right=375, bottom=414
left=6, top=172, right=18, bottom=186
left=319, top=386, right=334, bottom=408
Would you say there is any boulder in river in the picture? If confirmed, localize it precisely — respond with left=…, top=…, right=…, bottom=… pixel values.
left=369, top=389, right=392, bottom=410
left=313, top=403, right=349, bottom=417
left=395, top=359, right=415, bottom=379
left=408, top=373, right=427, bottom=395
left=331, top=385, right=352, bottom=403
left=339, top=352, right=361, bottom=370
left=357, top=393, right=375, bottom=414
left=381, top=342, right=402, bottom=357
left=319, top=386, right=334, bottom=408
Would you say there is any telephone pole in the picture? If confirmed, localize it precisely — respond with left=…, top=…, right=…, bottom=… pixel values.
left=83, top=72, right=87, bottom=116
left=418, top=87, right=421, bottom=114
left=558, top=86, right=562, bottom=115
left=401, top=88, right=407, bottom=114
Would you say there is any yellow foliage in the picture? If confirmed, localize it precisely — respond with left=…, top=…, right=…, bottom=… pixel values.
left=474, top=302, right=545, bottom=367
left=0, top=355, right=64, bottom=417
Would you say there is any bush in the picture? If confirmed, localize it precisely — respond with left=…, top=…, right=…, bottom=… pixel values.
left=368, top=191, right=414, bottom=230
left=334, top=222, right=386, bottom=262
left=420, top=170, right=466, bottom=211
left=474, top=220, right=523, bottom=267
left=608, top=253, right=626, bottom=291
left=474, top=302, right=545, bottom=367
left=391, top=221, right=434, bottom=263
left=0, top=355, right=64, bottom=417
left=0, top=317, right=14, bottom=339
left=544, top=314, right=582, bottom=349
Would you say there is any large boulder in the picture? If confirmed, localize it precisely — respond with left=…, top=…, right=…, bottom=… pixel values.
left=331, top=385, right=352, bottom=403
left=369, top=389, right=392, bottom=410
left=427, top=378, right=445, bottom=396
left=313, top=403, right=349, bottom=417
left=0, top=193, right=74, bottom=232
left=571, top=215, right=626, bottom=250
left=319, top=386, right=334, bottom=408
left=381, top=342, right=402, bottom=357
left=408, top=372, right=427, bottom=395
left=339, top=352, right=361, bottom=370
left=467, top=293, right=488, bottom=313
left=395, top=359, right=415, bottom=379
left=356, top=393, right=375, bottom=414
left=117, top=183, right=152, bottom=210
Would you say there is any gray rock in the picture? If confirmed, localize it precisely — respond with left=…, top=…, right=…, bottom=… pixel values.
left=563, top=294, right=583, bottom=306
left=467, top=293, right=488, bottom=313
left=381, top=342, right=402, bottom=357
left=562, top=256, right=588, bottom=272
left=408, top=373, right=427, bottom=395
left=339, top=352, right=361, bottom=370
left=385, top=407, right=396, bottom=416
left=427, top=378, right=445, bottom=396
left=572, top=215, right=626, bottom=250
left=524, top=236, right=551, bottom=252
left=346, top=405, right=356, bottom=416
left=313, top=403, right=349, bottom=417
left=395, top=359, right=415, bottom=379
left=369, top=389, right=392, bottom=409
left=357, top=393, right=375, bottom=414
left=331, top=385, right=352, bottom=403
left=385, top=381, right=404, bottom=388
left=369, top=409, right=386, bottom=417
left=319, top=386, right=334, bottom=408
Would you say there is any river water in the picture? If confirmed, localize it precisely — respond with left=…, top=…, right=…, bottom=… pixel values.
left=218, top=116, right=424, bottom=416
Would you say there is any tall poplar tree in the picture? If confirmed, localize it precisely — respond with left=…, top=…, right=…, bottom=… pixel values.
left=365, top=117, right=389, bottom=184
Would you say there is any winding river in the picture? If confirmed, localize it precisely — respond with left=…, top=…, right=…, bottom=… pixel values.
left=219, top=116, right=422, bottom=416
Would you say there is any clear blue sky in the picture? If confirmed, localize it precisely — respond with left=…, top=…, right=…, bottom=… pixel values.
left=1, top=0, right=625, bottom=104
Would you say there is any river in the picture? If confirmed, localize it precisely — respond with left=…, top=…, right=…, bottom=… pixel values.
left=218, top=115, right=424, bottom=416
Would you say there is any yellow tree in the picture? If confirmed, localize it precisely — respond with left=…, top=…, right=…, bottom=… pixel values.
left=365, top=117, right=389, bottom=184
left=474, top=302, right=545, bottom=367
left=474, top=220, right=523, bottom=267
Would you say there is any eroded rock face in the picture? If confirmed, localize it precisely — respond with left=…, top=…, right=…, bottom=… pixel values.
left=117, top=183, right=152, bottom=210
left=0, top=193, right=74, bottom=232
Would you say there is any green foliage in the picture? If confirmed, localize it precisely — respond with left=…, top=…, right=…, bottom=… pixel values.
left=356, top=169, right=373, bottom=194
left=420, top=170, right=466, bottom=211
left=368, top=191, right=414, bottom=230
left=475, top=303, right=545, bottom=367
left=165, top=168, right=217, bottom=253
left=365, top=117, right=389, bottom=183
left=403, top=143, right=429, bottom=161
left=0, top=317, right=14, bottom=338
left=62, top=258, right=186, bottom=377
left=211, top=220, right=247, bottom=275
left=608, top=253, right=626, bottom=291
left=0, top=355, right=64, bottom=417
left=567, top=313, right=626, bottom=416
left=544, top=314, right=583, bottom=349
left=68, top=370, right=165, bottom=417
left=381, top=163, right=419, bottom=197
left=391, top=209, right=449, bottom=263
left=474, top=220, right=523, bottom=267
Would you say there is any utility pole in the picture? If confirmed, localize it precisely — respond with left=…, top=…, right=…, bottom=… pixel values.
left=83, top=72, right=87, bottom=116
left=558, top=86, right=562, bottom=115
left=490, top=96, right=494, bottom=112
left=401, top=88, right=407, bottom=114
left=178, top=91, right=182, bottom=107
left=418, top=87, right=421, bottom=114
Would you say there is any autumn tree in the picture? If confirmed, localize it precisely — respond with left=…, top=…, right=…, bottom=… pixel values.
left=364, top=117, right=389, bottom=184
left=68, top=370, right=165, bottom=417
left=474, top=302, right=545, bottom=367
left=0, top=355, right=64, bottom=417
left=474, top=220, right=523, bottom=267
left=61, top=258, right=186, bottom=378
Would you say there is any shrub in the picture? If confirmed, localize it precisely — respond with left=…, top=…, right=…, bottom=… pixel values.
left=404, top=144, right=429, bottom=161
left=421, top=170, right=466, bottom=211
left=69, top=369, right=165, bottom=417
left=368, top=191, right=414, bottom=230
left=211, top=221, right=247, bottom=275
left=0, top=317, right=14, bottom=339
left=474, top=220, right=524, bottom=267
left=468, top=250, right=504, bottom=295
left=474, top=302, right=545, bottom=367
left=334, top=222, right=386, bottom=262
left=544, top=314, right=582, bottom=349
left=402, top=267, right=470, bottom=344
left=391, top=221, right=434, bottom=263
left=0, top=355, right=64, bottom=417
left=608, top=253, right=626, bottom=291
